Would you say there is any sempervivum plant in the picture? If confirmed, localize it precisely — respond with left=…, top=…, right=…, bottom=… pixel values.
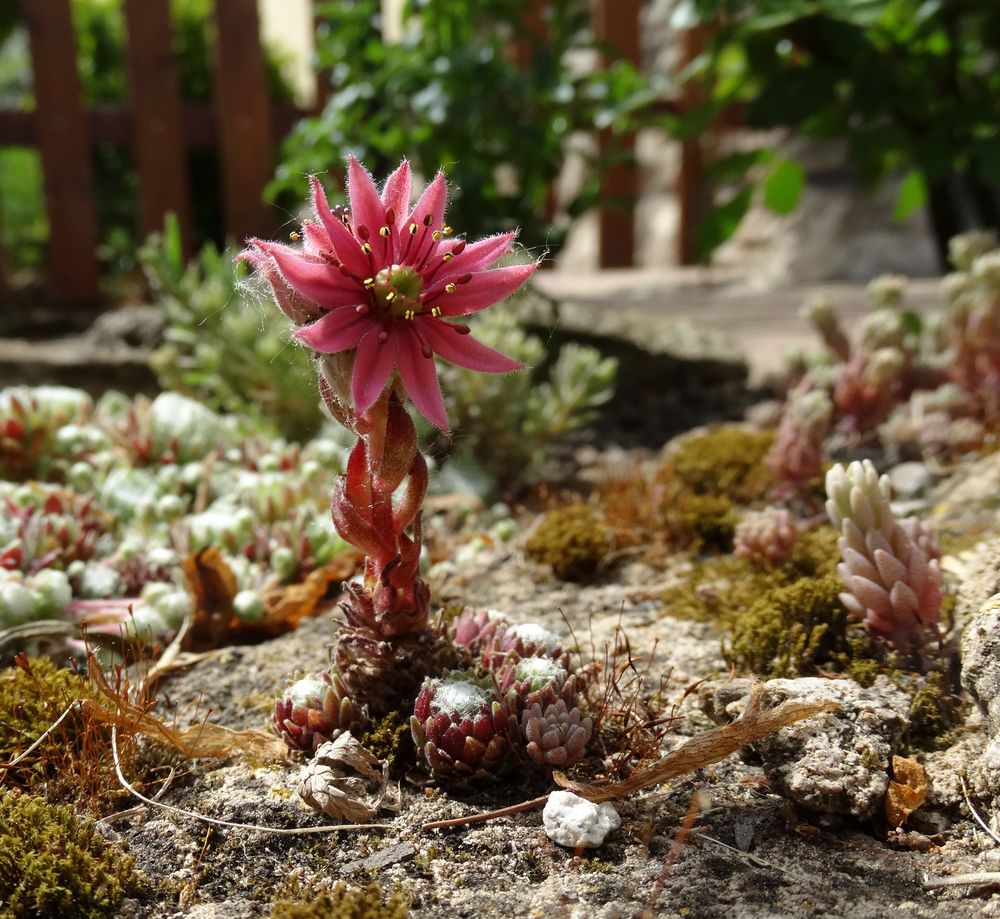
left=825, top=460, right=943, bottom=654
left=451, top=606, right=508, bottom=658
left=482, top=621, right=563, bottom=670
left=733, top=507, right=798, bottom=565
left=410, top=671, right=510, bottom=780
left=274, top=671, right=368, bottom=753
left=520, top=698, right=592, bottom=768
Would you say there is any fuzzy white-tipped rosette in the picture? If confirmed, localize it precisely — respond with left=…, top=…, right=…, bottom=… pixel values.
left=825, top=460, right=942, bottom=651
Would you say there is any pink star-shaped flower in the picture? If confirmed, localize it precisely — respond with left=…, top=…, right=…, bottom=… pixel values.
left=242, top=157, right=536, bottom=431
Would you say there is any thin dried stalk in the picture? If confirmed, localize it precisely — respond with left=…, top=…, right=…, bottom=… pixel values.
left=555, top=683, right=838, bottom=803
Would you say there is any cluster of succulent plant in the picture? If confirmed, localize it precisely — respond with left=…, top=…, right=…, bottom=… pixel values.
left=769, top=231, right=1000, bottom=476
left=825, top=459, right=943, bottom=654
left=733, top=507, right=799, bottom=565
left=0, top=384, right=355, bottom=639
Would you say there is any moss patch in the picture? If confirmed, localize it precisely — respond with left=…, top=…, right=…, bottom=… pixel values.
left=524, top=504, right=610, bottom=581
left=0, top=789, right=142, bottom=919
left=270, top=881, right=408, bottom=919
left=360, top=709, right=412, bottom=773
left=662, top=426, right=775, bottom=504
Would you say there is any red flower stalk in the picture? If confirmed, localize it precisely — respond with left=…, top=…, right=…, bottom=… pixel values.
left=333, top=394, right=429, bottom=637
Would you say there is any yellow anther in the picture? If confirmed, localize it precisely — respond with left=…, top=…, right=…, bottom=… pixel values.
left=361, top=243, right=372, bottom=255
left=432, top=230, right=442, bottom=241
left=404, top=309, right=415, bottom=320
left=445, top=283, right=456, bottom=294
left=363, top=277, right=375, bottom=288
left=442, top=252, right=453, bottom=261
left=409, top=223, right=418, bottom=235
left=289, top=230, right=300, bottom=241
left=384, top=291, right=396, bottom=301
left=379, top=226, right=391, bottom=237
left=443, top=226, right=453, bottom=236
left=431, top=306, right=442, bottom=317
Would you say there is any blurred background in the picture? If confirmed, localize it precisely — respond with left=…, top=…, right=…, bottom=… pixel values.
left=1, top=0, right=998, bottom=429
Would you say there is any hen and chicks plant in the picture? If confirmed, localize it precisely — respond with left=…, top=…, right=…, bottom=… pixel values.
left=248, top=159, right=597, bottom=781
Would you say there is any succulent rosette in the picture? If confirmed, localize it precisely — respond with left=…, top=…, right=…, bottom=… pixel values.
left=483, top=621, right=563, bottom=670
left=520, top=698, right=593, bottom=768
left=410, top=671, right=510, bottom=780
left=451, top=606, right=509, bottom=657
left=242, top=157, right=537, bottom=432
left=499, top=655, right=576, bottom=709
left=733, top=507, right=799, bottom=565
left=273, top=670, right=368, bottom=753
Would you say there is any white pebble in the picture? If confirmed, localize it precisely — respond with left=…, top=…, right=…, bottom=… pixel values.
left=542, top=790, right=620, bottom=849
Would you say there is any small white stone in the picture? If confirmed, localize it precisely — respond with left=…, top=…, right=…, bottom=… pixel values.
left=542, top=790, right=620, bottom=849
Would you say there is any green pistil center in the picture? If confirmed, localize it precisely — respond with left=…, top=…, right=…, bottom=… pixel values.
left=373, top=264, right=424, bottom=319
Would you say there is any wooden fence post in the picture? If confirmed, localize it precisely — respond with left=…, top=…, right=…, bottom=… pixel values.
left=22, top=0, right=101, bottom=303
left=675, top=26, right=708, bottom=265
left=212, top=0, right=275, bottom=243
left=595, top=0, right=641, bottom=268
left=123, top=0, right=192, bottom=253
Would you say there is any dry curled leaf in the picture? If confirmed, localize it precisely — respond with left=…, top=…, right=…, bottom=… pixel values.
left=885, top=755, right=928, bottom=828
left=298, top=733, right=395, bottom=823
left=182, top=548, right=361, bottom=651
left=555, top=681, right=838, bottom=803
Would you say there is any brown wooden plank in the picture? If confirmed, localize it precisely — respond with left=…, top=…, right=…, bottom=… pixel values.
left=22, top=0, right=101, bottom=302
left=595, top=0, right=641, bottom=268
left=212, top=0, right=274, bottom=242
left=675, top=26, right=709, bottom=265
left=123, top=0, right=192, bottom=250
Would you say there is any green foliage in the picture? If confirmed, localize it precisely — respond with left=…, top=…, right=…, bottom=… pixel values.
left=660, top=491, right=737, bottom=552
left=0, top=789, right=142, bottom=918
left=270, top=0, right=653, bottom=254
left=726, top=575, right=860, bottom=677
left=525, top=504, right=611, bottom=581
left=663, top=426, right=776, bottom=504
left=142, top=217, right=325, bottom=442
left=270, top=881, right=408, bottom=919
left=425, top=310, right=618, bottom=496
left=675, top=0, right=1000, bottom=258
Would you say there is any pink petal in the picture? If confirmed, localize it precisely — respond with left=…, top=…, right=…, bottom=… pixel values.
left=347, top=156, right=386, bottom=240
left=406, top=170, right=448, bottom=233
left=396, top=329, right=449, bottom=432
left=263, top=242, right=363, bottom=309
left=293, top=309, right=373, bottom=353
left=421, top=318, right=526, bottom=373
left=309, top=175, right=371, bottom=279
left=437, top=231, right=517, bottom=277
left=381, top=160, right=412, bottom=228
left=426, top=263, right=536, bottom=317
left=301, top=221, right=331, bottom=255
left=351, top=327, right=399, bottom=417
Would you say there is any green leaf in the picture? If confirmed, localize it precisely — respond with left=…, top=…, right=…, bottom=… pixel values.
left=763, top=158, right=805, bottom=215
left=892, top=170, right=927, bottom=222
left=695, top=186, right=753, bottom=261
left=902, top=310, right=924, bottom=336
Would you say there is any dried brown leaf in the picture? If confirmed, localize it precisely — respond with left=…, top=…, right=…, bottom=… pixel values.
left=554, top=682, right=838, bottom=803
left=298, top=734, right=391, bottom=823
left=182, top=549, right=361, bottom=651
left=885, top=755, right=928, bottom=828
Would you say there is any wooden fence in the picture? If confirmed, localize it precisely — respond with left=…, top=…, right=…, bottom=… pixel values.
left=0, top=0, right=710, bottom=308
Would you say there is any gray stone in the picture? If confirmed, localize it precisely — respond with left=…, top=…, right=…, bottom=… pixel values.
left=887, top=461, right=935, bottom=500
left=85, top=304, right=165, bottom=350
left=961, top=593, right=1000, bottom=738
left=716, top=677, right=911, bottom=820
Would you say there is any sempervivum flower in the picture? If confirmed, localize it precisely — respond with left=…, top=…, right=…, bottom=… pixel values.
left=410, top=672, right=510, bottom=780
left=825, top=460, right=942, bottom=652
left=521, top=699, right=593, bottom=768
left=273, top=671, right=368, bottom=753
left=242, top=157, right=537, bottom=431
left=733, top=508, right=799, bottom=565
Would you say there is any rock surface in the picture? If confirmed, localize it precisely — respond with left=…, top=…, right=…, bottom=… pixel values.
left=542, top=791, right=621, bottom=849
left=710, top=677, right=911, bottom=820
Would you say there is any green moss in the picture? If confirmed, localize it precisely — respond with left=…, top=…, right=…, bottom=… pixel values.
left=660, top=491, right=737, bottom=552
left=726, top=576, right=882, bottom=678
left=664, top=426, right=775, bottom=504
left=524, top=505, right=610, bottom=581
left=901, top=671, right=968, bottom=753
left=0, top=657, right=88, bottom=758
left=269, top=881, right=408, bottom=919
left=660, top=555, right=788, bottom=625
left=360, top=709, right=411, bottom=773
left=0, top=789, right=142, bottom=918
